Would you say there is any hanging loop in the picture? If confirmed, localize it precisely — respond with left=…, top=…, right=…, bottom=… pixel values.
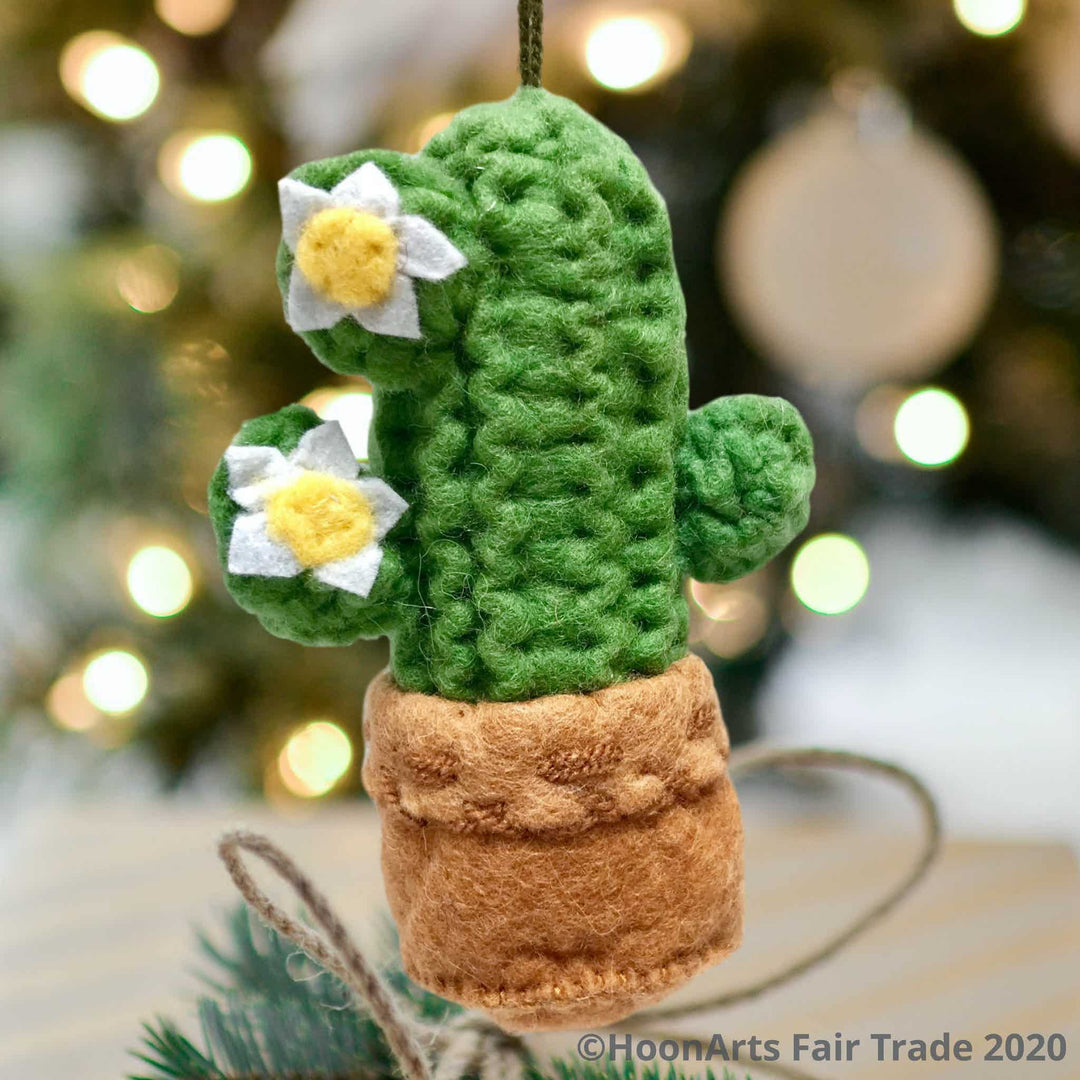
left=630, top=746, right=942, bottom=1023
left=518, top=0, right=544, bottom=87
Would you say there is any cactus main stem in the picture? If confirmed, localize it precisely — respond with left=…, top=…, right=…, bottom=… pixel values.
left=375, top=90, right=692, bottom=701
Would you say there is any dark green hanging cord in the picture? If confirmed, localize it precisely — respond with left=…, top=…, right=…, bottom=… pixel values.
left=518, top=0, right=543, bottom=86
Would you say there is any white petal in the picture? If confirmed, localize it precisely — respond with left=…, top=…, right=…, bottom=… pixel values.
left=228, top=513, right=302, bottom=578
left=353, top=477, right=408, bottom=540
left=279, top=177, right=332, bottom=251
left=314, top=543, right=384, bottom=598
left=353, top=274, right=420, bottom=339
left=225, top=445, right=288, bottom=509
left=287, top=267, right=347, bottom=333
left=290, top=421, right=357, bottom=479
left=397, top=215, right=467, bottom=281
left=331, top=162, right=399, bottom=219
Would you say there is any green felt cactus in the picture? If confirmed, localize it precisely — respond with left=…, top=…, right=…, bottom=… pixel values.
left=209, top=87, right=814, bottom=703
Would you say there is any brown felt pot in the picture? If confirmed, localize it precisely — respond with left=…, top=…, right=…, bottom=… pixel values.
left=361, top=654, right=744, bottom=1032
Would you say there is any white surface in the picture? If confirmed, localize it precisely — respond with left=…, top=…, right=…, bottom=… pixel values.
left=0, top=804, right=385, bottom=1079
left=762, top=511, right=1080, bottom=841
left=1, top=799, right=1076, bottom=1080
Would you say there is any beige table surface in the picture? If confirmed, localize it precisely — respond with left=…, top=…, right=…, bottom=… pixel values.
left=0, top=801, right=1076, bottom=1080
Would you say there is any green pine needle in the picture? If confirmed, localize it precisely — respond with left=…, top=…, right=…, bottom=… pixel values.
left=131, top=905, right=747, bottom=1080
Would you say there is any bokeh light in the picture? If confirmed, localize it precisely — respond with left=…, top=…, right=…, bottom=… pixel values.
left=790, top=534, right=870, bottom=616
left=584, top=13, right=690, bottom=92
left=277, top=720, right=354, bottom=798
left=690, top=580, right=770, bottom=659
left=301, top=385, right=373, bottom=459
left=155, top=0, right=235, bottom=36
left=60, top=32, right=160, bottom=122
left=82, top=649, right=149, bottom=715
left=161, top=338, right=231, bottom=400
left=159, top=131, right=252, bottom=203
left=953, top=0, right=1025, bottom=37
left=894, top=387, right=970, bottom=467
left=412, top=111, right=455, bottom=151
left=116, top=244, right=180, bottom=313
left=855, top=384, right=908, bottom=463
left=46, top=672, right=100, bottom=732
left=127, top=545, right=194, bottom=617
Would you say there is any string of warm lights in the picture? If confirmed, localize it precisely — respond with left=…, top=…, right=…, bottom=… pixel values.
left=791, top=535, right=871, bottom=617
left=155, top=0, right=236, bottom=37
left=276, top=720, right=354, bottom=799
left=44, top=536, right=193, bottom=733
left=158, top=130, right=253, bottom=203
left=59, top=27, right=252, bottom=206
left=127, top=545, right=195, bottom=618
left=688, top=578, right=771, bottom=659
left=953, top=0, right=1026, bottom=37
left=894, top=388, right=970, bottom=467
left=116, top=245, right=181, bottom=314
left=688, top=529, right=873, bottom=663
left=584, top=11, right=690, bottom=92
left=59, top=31, right=160, bottom=122
left=40, top=499, right=366, bottom=800
left=82, top=648, right=150, bottom=715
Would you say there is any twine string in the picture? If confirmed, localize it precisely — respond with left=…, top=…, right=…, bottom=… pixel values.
left=631, top=746, right=942, bottom=1022
left=218, top=746, right=940, bottom=1080
left=219, top=830, right=435, bottom=1080
left=518, top=0, right=544, bottom=87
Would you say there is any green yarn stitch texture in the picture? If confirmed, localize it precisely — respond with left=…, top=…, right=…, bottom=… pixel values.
left=209, top=87, right=815, bottom=702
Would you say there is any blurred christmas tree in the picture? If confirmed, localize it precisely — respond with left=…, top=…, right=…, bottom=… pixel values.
left=0, top=0, right=1076, bottom=794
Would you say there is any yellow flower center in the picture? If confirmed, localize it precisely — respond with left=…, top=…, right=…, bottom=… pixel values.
left=294, top=207, right=399, bottom=309
left=265, top=472, right=375, bottom=567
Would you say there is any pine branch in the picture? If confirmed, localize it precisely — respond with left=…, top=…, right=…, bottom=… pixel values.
left=131, top=905, right=748, bottom=1080
left=131, top=1019, right=225, bottom=1079
left=132, top=905, right=424, bottom=1079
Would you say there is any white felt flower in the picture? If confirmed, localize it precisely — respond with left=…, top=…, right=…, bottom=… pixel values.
left=225, top=421, right=407, bottom=598
left=279, top=162, right=466, bottom=339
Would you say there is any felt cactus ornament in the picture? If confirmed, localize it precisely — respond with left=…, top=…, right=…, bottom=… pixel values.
left=209, top=62, right=814, bottom=1030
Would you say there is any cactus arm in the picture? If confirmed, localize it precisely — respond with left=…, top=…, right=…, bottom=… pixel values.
left=675, top=394, right=815, bottom=584
left=208, top=404, right=414, bottom=646
left=276, top=149, right=480, bottom=390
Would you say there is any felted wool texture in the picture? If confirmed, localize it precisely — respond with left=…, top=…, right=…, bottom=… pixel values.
left=363, top=653, right=744, bottom=1031
left=213, top=87, right=815, bottom=701
left=279, top=163, right=468, bottom=338
left=222, top=421, right=408, bottom=603
left=265, top=473, right=376, bottom=566
left=295, top=207, right=400, bottom=308
left=363, top=653, right=728, bottom=835
left=209, top=405, right=412, bottom=645
left=676, top=394, right=815, bottom=583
